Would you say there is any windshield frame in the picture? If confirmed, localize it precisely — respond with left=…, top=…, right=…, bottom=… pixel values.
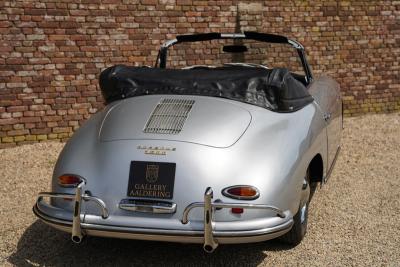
left=155, top=32, right=313, bottom=83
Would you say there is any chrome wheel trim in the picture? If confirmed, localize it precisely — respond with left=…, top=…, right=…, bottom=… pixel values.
left=300, top=202, right=307, bottom=224
left=300, top=175, right=310, bottom=225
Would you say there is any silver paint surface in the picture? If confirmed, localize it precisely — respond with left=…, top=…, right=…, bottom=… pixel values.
left=37, top=75, right=342, bottom=243
left=99, top=95, right=252, bottom=148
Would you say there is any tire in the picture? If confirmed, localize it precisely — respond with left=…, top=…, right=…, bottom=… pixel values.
left=280, top=169, right=311, bottom=246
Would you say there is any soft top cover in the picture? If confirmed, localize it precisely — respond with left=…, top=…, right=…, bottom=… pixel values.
left=99, top=65, right=313, bottom=112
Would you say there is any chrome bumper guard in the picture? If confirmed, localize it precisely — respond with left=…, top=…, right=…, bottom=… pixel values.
left=182, top=187, right=286, bottom=252
left=35, top=185, right=286, bottom=252
left=36, top=181, right=109, bottom=243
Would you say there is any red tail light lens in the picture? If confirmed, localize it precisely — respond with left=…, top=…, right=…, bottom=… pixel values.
left=231, top=208, right=244, bottom=214
left=222, top=185, right=260, bottom=200
left=58, top=174, right=82, bottom=187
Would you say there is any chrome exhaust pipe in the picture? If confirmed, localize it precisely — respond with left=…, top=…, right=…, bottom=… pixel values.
left=203, top=187, right=218, bottom=253
left=71, top=234, right=84, bottom=244
left=71, top=181, right=85, bottom=244
left=203, top=244, right=217, bottom=253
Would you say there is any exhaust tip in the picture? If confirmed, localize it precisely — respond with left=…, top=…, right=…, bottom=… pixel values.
left=71, top=235, right=82, bottom=243
left=203, top=245, right=215, bottom=253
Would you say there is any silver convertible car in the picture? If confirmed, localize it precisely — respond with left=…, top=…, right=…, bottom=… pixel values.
left=33, top=32, right=342, bottom=253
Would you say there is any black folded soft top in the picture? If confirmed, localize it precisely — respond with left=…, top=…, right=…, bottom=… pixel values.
left=99, top=65, right=313, bottom=112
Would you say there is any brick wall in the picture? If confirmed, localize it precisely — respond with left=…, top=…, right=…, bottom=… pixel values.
left=0, top=0, right=399, bottom=148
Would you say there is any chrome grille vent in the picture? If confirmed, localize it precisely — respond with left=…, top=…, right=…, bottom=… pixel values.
left=143, top=99, right=195, bottom=134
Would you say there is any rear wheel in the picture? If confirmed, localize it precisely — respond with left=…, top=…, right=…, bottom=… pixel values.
left=280, top=168, right=311, bottom=246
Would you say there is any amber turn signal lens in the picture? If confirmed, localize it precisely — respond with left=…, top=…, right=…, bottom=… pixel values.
left=222, top=185, right=260, bottom=200
left=58, top=175, right=82, bottom=187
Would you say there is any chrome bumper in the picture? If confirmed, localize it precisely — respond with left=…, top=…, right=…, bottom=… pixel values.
left=34, top=186, right=292, bottom=251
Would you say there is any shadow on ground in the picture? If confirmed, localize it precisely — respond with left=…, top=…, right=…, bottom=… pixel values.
left=8, top=220, right=293, bottom=266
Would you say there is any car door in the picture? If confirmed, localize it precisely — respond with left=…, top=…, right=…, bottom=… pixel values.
left=308, top=77, right=342, bottom=173
left=324, top=87, right=342, bottom=171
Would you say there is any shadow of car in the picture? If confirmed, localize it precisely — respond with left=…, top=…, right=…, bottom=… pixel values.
left=8, top=220, right=295, bottom=266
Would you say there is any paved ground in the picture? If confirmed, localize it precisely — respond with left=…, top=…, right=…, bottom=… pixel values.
left=1, top=113, right=399, bottom=266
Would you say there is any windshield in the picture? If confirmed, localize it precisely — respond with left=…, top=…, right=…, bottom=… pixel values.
left=164, top=39, right=306, bottom=76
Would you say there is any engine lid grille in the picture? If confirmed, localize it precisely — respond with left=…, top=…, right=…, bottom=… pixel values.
left=143, top=98, right=195, bottom=134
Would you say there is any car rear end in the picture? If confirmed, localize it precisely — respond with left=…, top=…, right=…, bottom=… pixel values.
left=34, top=95, right=300, bottom=252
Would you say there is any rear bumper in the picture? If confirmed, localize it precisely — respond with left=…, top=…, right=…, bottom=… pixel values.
left=33, top=203, right=293, bottom=244
left=33, top=186, right=293, bottom=246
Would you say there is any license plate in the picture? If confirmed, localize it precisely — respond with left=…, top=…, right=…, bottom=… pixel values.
left=127, top=161, right=176, bottom=199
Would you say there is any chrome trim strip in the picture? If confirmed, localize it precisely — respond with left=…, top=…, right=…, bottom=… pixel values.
left=38, top=192, right=75, bottom=199
left=220, top=33, right=246, bottom=38
left=119, top=199, right=177, bottom=214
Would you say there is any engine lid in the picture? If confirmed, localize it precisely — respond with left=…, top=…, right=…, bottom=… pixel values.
left=99, top=95, right=252, bottom=148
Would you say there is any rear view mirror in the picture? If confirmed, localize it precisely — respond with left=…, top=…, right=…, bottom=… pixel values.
left=223, top=45, right=248, bottom=53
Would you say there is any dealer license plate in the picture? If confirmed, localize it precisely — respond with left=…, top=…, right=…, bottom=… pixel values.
left=127, top=161, right=176, bottom=199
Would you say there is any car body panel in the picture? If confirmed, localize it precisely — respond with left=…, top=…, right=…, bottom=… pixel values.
left=50, top=95, right=327, bottom=226
left=99, top=95, right=252, bottom=148
left=37, top=86, right=339, bottom=247
left=308, top=76, right=342, bottom=171
left=33, top=32, right=342, bottom=250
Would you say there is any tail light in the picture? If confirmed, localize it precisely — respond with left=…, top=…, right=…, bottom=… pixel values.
left=231, top=208, right=244, bottom=214
left=58, top=174, right=83, bottom=187
left=222, top=185, right=260, bottom=200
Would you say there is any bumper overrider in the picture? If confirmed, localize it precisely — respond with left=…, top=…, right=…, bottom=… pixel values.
left=33, top=182, right=293, bottom=253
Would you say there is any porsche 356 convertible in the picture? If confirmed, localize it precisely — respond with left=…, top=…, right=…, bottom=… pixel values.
left=33, top=32, right=342, bottom=252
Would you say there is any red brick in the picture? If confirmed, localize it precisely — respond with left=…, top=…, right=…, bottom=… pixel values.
left=47, top=9, right=68, bottom=16
left=52, top=127, right=71, bottom=133
left=20, top=117, right=41, bottom=123
left=60, top=21, right=81, bottom=29
left=7, top=129, right=29, bottom=136
left=31, top=128, right=51, bottom=135
left=38, top=21, right=60, bottom=28
left=43, top=115, right=62, bottom=122
left=141, top=0, right=157, bottom=5
left=177, top=0, right=192, bottom=5
left=0, top=21, right=12, bottom=28
left=0, top=1, right=399, bottom=148
left=0, top=118, right=19, bottom=126
left=24, top=9, right=47, bottom=16
left=70, top=10, right=90, bottom=16
left=6, top=58, right=28, bottom=65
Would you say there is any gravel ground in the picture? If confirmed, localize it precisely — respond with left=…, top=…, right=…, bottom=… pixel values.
left=0, top=113, right=399, bottom=266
